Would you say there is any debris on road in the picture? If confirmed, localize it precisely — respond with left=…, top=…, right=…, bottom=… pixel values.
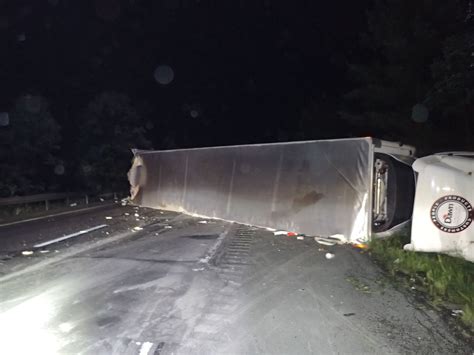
left=124, top=212, right=130, bottom=216
left=343, top=313, right=356, bottom=317
left=21, top=250, right=33, bottom=256
left=266, top=227, right=277, bottom=232
left=39, top=250, right=50, bottom=254
left=192, top=267, right=205, bottom=271
left=267, top=228, right=298, bottom=237
left=198, top=220, right=208, bottom=224
left=133, top=226, right=143, bottom=231
left=325, top=252, right=335, bottom=260
left=314, top=234, right=348, bottom=246
left=297, top=236, right=304, bottom=240
left=315, top=237, right=337, bottom=246
left=139, top=342, right=154, bottom=355
left=105, top=216, right=113, bottom=220
left=134, top=213, right=139, bottom=217
left=70, top=203, right=77, bottom=207
left=353, top=243, right=369, bottom=250
left=451, top=310, right=463, bottom=316
left=99, top=198, right=104, bottom=202
left=329, top=234, right=347, bottom=243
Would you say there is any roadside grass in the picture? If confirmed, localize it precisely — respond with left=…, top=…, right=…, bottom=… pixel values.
left=369, top=235, right=474, bottom=331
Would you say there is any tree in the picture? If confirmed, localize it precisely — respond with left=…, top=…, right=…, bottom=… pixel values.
left=0, top=94, right=61, bottom=197
left=424, top=1, right=474, bottom=149
left=77, top=91, right=151, bottom=193
left=341, top=0, right=467, bottom=152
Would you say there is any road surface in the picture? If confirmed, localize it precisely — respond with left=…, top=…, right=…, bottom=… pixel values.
left=0, top=204, right=471, bottom=354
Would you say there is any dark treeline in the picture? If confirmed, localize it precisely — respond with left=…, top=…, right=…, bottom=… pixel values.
left=0, top=0, right=472, bottom=197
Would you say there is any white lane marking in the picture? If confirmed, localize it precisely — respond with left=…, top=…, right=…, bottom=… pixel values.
left=33, top=224, right=108, bottom=248
left=0, top=204, right=114, bottom=227
left=139, top=342, right=153, bottom=355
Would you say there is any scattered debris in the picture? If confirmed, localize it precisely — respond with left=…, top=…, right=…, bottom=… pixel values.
left=69, top=203, right=77, bottom=207
left=343, top=313, right=356, bottom=317
left=39, top=250, right=50, bottom=254
left=133, top=226, right=143, bottom=231
left=105, top=216, right=113, bottom=220
left=99, top=198, right=104, bottom=202
left=329, top=234, right=347, bottom=243
left=297, top=236, right=304, bottom=240
left=134, top=213, right=139, bottom=217
left=164, top=225, right=172, bottom=229
left=353, top=243, right=369, bottom=249
left=192, top=267, right=205, bottom=272
left=315, top=235, right=348, bottom=246
left=315, top=237, right=337, bottom=246
left=21, top=250, right=33, bottom=256
left=139, top=341, right=154, bottom=355
left=198, top=220, right=208, bottom=224
left=273, top=230, right=300, bottom=237
left=124, top=212, right=130, bottom=216
left=325, top=252, right=335, bottom=259
left=266, top=227, right=277, bottom=232
left=451, top=310, right=463, bottom=316
left=160, top=211, right=164, bottom=214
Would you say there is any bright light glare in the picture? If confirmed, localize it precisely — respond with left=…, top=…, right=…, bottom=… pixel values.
left=0, top=294, right=60, bottom=354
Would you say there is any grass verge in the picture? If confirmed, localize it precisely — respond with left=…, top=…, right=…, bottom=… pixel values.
left=369, top=235, right=474, bottom=331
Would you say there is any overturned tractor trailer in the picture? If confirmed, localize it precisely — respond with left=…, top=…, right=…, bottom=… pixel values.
left=128, top=138, right=473, bottom=261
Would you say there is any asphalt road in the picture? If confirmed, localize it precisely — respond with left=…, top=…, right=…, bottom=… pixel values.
left=0, top=205, right=471, bottom=354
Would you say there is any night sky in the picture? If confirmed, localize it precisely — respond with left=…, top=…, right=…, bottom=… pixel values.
left=1, top=0, right=472, bottom=195
left=0, top=0, right=369, bottom=147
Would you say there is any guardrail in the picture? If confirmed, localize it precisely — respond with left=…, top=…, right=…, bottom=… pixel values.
left=0, top=192, right=121, bottom=211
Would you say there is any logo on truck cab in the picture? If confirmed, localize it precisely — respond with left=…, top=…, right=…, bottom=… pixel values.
left=431, top=195, right=473, bottom=233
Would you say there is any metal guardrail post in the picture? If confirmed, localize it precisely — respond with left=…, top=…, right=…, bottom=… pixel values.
left=45, top=199, right=49, bottom=211
left=85, top=195, right=89, bottom=205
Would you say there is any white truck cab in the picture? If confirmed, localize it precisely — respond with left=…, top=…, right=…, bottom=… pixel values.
left=405, top=152, right=474, bottom=262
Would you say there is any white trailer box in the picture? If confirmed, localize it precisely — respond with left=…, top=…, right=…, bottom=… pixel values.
left=129, top=138, right=416, bottom=243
